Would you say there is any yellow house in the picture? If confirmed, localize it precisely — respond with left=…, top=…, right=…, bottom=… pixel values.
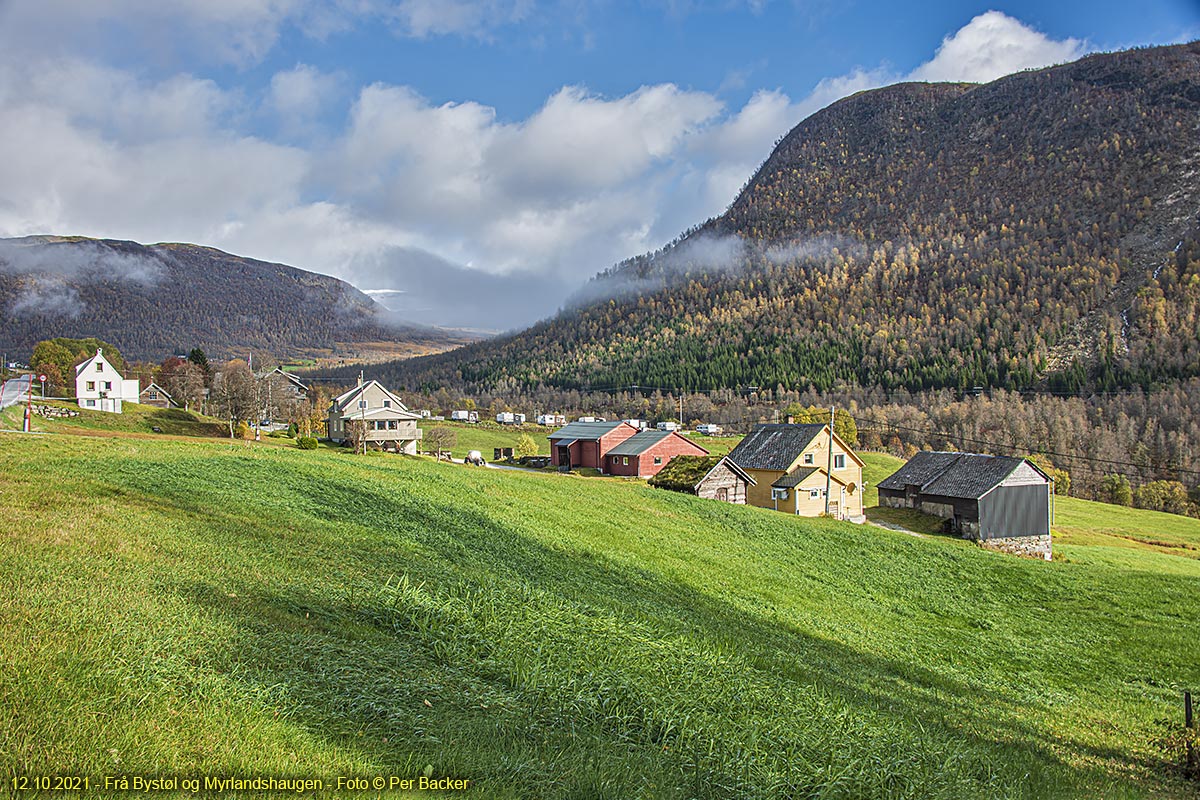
left=727, top=423, right=865, bottom=521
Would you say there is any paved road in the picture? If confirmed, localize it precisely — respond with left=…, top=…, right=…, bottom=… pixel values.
left=0, top=375, right=32, bottom=410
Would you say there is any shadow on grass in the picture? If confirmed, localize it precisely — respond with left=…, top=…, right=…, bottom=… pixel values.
left=127, top=462, right=1137, bottom=800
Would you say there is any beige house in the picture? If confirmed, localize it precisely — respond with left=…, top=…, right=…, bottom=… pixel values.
left=327, top=380, right=423, bottom=454
left=727, top=423, right=865, bottom=521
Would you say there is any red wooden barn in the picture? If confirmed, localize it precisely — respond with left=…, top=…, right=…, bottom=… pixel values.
left=603, top=429, right=710, bottom=478
left=548, top=420, right=639, bottom=470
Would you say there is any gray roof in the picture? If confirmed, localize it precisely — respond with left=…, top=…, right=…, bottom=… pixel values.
left=879, top=451, right=1048, bottom=500
left=726, top=423, right=827, bottom=471
left=877, top=451, right=964, bottom=491
left=548, top=420, right=627, bottom=441
left=771, top=467, right=821, bottom=488
left=606, top=429, right=671, bottom=456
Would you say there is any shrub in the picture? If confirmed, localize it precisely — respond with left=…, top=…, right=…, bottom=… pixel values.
left=297, top=436, right=318, bottom=450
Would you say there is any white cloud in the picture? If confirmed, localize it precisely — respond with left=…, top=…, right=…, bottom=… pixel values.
left=268, top=64, right=344, bottom=135
left=909, top=11, right=1087, bottom=83
left=388, top=0, right=535, bottom=38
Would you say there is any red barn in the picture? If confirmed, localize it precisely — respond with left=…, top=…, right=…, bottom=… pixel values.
left=548, top=421, right=639, bottom=470
left=603, top=430, right=710, bottom=478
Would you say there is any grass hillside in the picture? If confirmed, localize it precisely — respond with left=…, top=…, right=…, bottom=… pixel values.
left=2, top=434, right=1198, bottom=798
left=0, top=400, right=228, bottom=438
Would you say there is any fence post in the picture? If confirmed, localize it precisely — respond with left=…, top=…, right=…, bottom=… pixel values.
left=1187, top=690, right=1195, bottom=775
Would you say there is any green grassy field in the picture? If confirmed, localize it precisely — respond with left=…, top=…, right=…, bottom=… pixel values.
left=1, top=400, right=228, bottom=438
left=1, top=432, right=1198, bottom=798
left=423, top=421, right=550, bottom=459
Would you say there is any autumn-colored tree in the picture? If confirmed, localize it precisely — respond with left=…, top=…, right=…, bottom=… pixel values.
left=515, top=434, right=538, bottom=458
left=425, top=427, right=456, bottom=460
left=210, top=360, right=257, bottom=439
left=1096, top=474, right=1133, bottom=507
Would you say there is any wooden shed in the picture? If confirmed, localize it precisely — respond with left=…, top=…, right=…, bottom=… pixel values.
left=878, top=451, right=1053, bottom=559
left=649, top=456, right=756, bottom=503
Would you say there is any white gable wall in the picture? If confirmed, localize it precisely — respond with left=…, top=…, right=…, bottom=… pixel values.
left=1001, top=461, right=1049, bottom=487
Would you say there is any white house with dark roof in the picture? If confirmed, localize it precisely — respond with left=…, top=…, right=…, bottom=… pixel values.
left=327, top=379, right=423, bottom=453
left=75, top=349, right=140, bottom=413
left=877, top=452, right=1052, bottom=559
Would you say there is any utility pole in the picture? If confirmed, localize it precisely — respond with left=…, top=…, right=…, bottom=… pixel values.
left=24, top=374, right=33, bottom=433
left=824, top=406, right=834, bottom=516
left=678, top=391, right=684, bottom=427
left=359, top=370, right=367, bottom=455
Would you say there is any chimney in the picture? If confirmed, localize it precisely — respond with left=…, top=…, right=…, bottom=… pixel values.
left=786, top=415, right=795, bottom=425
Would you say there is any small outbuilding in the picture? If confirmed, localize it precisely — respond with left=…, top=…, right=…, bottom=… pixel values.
left=602, top=429, right=709, bottom=478
left=138, top=382, right=177, bottom=409
left=649, top=455, right=755, bottom=503
left=877, top=451, right=1053, bottom=559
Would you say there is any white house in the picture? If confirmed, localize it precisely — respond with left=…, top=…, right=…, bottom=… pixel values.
left=75, top=349, right=140, bottom=413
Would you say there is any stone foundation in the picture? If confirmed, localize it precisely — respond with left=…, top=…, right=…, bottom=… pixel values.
left=975, top=534, right=1052, bottom=561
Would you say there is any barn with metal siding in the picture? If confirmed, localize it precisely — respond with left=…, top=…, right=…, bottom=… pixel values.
left=878, top=452, right=1053, bottom=559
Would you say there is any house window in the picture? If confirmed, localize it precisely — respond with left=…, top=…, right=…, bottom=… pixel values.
left=96, top=363, right=103, bottom=372
left=148, top=391, right=158, bottom=399
left=86, top=399, right=96, bottom=407
left=772, top=488, right=788, bottom=501
left=103, top=381, right=112, bottom=391
left=622, top=457, right=629, bottom=465
left=803, top=453, right=814, bottom=465
left=383, top=400, right=391, bottom=408
left=388, top=420, right=397, bottom=430
left=834, top=454, right=846, bottom=470
left=654, top=456, right=663, bottom=465
left=359, top=400, right=367, bottom=409
left=86, top=381, right=95, bottom=391
left=810, top=489, right=821, bottom=499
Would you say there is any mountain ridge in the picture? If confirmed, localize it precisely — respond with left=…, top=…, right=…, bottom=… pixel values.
left=368, top=41, right=1200, bottom=395
left=0, top=235, right=469, bottom=363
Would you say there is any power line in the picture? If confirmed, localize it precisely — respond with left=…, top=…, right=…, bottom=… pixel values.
left=853, top=413, right=1200, bottom=478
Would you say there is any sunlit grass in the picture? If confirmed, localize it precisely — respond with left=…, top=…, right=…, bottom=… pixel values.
left=0, top=433, right=1197, bottom=798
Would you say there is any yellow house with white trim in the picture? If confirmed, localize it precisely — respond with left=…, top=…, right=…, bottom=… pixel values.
left=727, top=423, right=865, bottom=520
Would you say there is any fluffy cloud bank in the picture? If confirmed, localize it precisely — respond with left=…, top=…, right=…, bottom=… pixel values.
left=0, top=9, right=1090, bottom=330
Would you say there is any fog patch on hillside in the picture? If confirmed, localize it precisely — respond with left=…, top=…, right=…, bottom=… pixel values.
left=569, top=232, right=864, bottom=308
left=8, top=277, right=83, bottom=318
left=0, top=238, right=165, bottom=286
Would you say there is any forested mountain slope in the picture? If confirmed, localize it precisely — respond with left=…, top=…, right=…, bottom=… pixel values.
left=0, top=236, right=456, bottom=362
left=376, top=42, right=1200, bottom=394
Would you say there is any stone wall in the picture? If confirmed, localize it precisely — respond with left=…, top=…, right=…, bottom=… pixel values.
left=977, top=534, right=1052, bottom=561
left=33, top=404, right=79, bottom=419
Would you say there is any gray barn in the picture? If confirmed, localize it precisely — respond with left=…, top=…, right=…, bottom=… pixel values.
left=878, top=452, right=1052, bottom=559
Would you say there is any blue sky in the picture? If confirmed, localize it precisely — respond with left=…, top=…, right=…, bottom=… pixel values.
left=0, top=1, right=1197, bottom=331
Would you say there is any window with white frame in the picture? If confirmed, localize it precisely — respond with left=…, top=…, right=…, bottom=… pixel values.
left=772, top=488, right=788, bottom=500
left=96, top=363, right=103, bottom=372
left=803, top=453, right=814, bottom=465
left=834, top=454, right=846, bottom=470
left=810, top=488, right=821, bottom=498
left=86, top=381, right=95, bottom=391
left=383, top=400, right=391, bottom=408
left=103, top=381, right=112, bottom=390
left=654, top=456, right=662, bottom=465
left=86, top=399, right=96, bottom=407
